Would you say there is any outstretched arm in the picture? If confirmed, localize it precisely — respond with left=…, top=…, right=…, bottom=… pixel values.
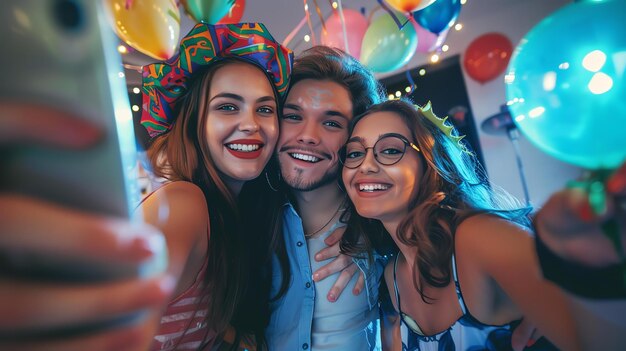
left=455, top=215, right=580, bottom=351
left=0, top=103, right=173, bottom=351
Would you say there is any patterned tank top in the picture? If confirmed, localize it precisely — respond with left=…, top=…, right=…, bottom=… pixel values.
left=390, top=254, right=558, bottom=351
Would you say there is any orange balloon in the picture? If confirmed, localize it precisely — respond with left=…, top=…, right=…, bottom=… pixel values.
left=384, top=0, right=436, bottom=13
left=217, top=0, right=246, bottom=24
left=463, top=32, right=513, bottom=84
left=105, top=0, right=180, bottom=60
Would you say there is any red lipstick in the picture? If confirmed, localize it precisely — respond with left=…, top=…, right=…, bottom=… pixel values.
left=225, top=139, right=264, bottom=159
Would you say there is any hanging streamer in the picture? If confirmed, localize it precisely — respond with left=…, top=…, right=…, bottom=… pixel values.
left=283, top=16, right=307, bottom=47
left=123, top=63, right=143, bottom=73
left=312, top=0, right=327, bottom=34
left=367, top=5, right=382, bottom=23
left=405, top=14, right=419, bottom=27
left=376, top=0, right=411, bottom=30
left=326, top=0, right=337, bottom=14
left=405, top=68, right=416, bottom=95
left=336, top=0, right=350, bottom=55
left=303, top=0, right=317, bottom=45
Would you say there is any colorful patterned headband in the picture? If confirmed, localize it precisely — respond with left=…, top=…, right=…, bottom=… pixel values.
left=417, top=101, right=470, bottom=154
left=141, top=22, right=293, bottom=137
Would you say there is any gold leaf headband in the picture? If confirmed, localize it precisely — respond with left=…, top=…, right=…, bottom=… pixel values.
left=417, top=101, right=471, bottom=154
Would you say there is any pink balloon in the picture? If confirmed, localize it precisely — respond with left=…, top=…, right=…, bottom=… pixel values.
left=320, top=9, right=369, bottom=60
left=414, top=22, right=438, bottom=53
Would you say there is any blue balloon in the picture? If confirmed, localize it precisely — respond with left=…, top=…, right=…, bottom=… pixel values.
left=413, top=0, right=461, bottom=35
left=506, top=0, right=626, bottom=170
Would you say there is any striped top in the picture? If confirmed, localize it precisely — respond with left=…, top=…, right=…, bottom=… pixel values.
left=150, top=249, right=215, bottom=351
left=143, top=185, right=216, bottom=351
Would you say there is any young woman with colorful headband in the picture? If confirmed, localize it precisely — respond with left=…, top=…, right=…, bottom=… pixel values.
left=340, top=99, right=581, bottom=350
left=139, top=22, right=292, bottom=350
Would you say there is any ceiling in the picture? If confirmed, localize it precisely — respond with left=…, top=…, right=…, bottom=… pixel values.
left=120, top=0, right=555, bottom=87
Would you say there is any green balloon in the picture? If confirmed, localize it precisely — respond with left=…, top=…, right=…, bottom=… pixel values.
left=182, top=0, right=232, bottom=24
left=360, top=14, right=418, bottom=73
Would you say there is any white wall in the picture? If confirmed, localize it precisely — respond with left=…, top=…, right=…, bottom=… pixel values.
left=380, top=0, right=581, bottom=206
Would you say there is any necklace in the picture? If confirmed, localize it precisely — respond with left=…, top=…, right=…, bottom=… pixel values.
left=304, top=196, right=347, bottom=238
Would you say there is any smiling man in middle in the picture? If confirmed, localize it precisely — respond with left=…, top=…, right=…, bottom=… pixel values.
left=265, top=46, right=386, bottom=351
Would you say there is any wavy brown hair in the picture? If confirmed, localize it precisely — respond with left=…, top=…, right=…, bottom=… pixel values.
left=146, top=59, right=280, bottom=348
left=341, top=99, right=531, bottom=303
left=290, top=46, right=385, bottom=117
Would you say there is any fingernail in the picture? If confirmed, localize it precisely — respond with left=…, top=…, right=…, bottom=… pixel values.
left=353, top=288, right=360, bottom=295
left=315, top=254, right=321, bottom=261
left=159, top=275, right=177, bottom=295
left=130, top=236, right=157, bottom=259
left=312, top=273, right=319, bottom=282
left=143, top=275, right=176, bottom=304
left=65, top=125, right=102, bottom=147
left=132, top=229, right=166, bottom=260
left=526, top=338, right=537, bottom=347
left=52, top=117, right=104, bottom=148
left=607, top=170, right=626, bottom=194
left=577, top=200, right=595, bottom=222
left=328, top=293, right=336, bottom=302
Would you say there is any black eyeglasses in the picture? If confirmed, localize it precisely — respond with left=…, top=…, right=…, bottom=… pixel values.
left=340, top=133, right=420, bottom=169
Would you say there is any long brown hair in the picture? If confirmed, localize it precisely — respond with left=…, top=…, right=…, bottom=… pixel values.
left=342, top=99, right=530, bottom=303
left=146, top=59, right=280, bottom=346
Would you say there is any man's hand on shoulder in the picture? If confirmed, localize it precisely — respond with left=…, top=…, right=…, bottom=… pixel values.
left=312, top=226, right=365, bottom=302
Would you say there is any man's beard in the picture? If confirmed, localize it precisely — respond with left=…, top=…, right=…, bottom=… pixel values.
left=280, top=162, right=340, bottom=192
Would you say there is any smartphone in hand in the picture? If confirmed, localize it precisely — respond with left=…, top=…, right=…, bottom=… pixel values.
left=0, top=0, right=165, bottom=284
left=0, top=0, right=141, bottom=218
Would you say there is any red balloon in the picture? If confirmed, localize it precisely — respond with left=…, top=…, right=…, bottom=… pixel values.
left=463, top=32, right=513, bottom=84
left=217, top=0, right=245, bottom=24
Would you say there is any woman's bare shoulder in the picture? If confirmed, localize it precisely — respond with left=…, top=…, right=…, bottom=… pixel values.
left=141, top=181, right=209, bottom=230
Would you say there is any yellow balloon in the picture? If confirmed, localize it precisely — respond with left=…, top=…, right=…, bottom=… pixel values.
left=385, top=0, right=436, bottom=13
left=105, top=0, right=180, bottom=60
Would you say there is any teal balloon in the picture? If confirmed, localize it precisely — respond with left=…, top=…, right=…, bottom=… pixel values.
left=506, top=0, right=626, bottom=170
left=360, top=14, right=418, bottom=73
left=181, top=0, right=232, bottom=24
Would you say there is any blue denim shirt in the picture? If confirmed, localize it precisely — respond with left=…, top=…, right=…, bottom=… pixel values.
left=265, top=202, right=383, bottom=351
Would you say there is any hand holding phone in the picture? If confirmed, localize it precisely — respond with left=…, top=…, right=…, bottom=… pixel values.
left=0, top=0, right=168, bottom=282
left=0, top=2, right=171, bottom=344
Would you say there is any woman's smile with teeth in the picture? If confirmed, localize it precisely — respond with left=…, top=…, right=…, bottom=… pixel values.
left=227, top=143, right=260, bottom=152
left=359, top=183, right=390, bottom=192
left=290, top=153, right=320, bottom=163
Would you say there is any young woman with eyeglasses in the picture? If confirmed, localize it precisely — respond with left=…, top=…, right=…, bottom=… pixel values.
left=340, top=99, right=581, bottom=351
